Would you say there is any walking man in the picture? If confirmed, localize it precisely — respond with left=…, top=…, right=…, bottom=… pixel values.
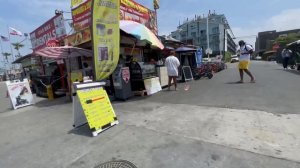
left=281, top=48, right=292, bottom=69
left=165, top=50, right=180, bottom=90
left=237, top=40, right=255, bottom=83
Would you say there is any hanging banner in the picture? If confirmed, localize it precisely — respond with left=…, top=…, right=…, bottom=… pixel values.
left=6, top=79, right=34, bottom=110
left=120, top=0, right=157, bottom=35
left=195, top=48, right=203, bottom=68
left=92, top=0, right=120, bottom=81
left=72, top=0, right=92, bottom=31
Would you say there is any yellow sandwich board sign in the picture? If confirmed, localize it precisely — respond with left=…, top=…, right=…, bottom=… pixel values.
left=73, top=82, right=118, bottom=136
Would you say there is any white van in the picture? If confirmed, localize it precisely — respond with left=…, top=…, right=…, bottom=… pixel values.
left=230, top=55, right=239, bottom=63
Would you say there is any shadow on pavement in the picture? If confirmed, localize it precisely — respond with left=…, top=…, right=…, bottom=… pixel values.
left=34, top=96, right=72, bottom=108
left=68, top=124, right=93, bottom=137
left=225, top=81, right=247, bottom=84
left=274, top=68, right=300, bottom=76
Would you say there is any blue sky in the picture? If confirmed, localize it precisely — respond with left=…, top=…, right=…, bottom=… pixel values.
left=1, top=0, right=300, bottom=68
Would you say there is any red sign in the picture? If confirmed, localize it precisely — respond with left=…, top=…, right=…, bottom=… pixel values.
left=30, top=14, right=67, bottom=52
left=72, top=0, right=92, bottom=31
left=46, top=39, right=60, bottom=47
left=122, top=67, right=130, bottom=83
left=120, top=0, right=157, bottom=34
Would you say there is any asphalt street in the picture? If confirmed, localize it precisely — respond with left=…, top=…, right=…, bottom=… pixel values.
left=0, top=61, right=300, bottom=168
left=145, top=61, right=300, bottom=114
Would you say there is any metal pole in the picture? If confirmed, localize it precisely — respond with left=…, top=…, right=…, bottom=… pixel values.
left=7, top=26, right=15, bottom=70
left=155, top=9, right=158, bottom=35
left=0, top=39, right=4, bottom=69
left=206, top=15, right=210, bottom=59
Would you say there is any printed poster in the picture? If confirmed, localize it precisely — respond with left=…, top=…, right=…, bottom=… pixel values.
left=92, top=0, right=120, bottom=81
left=6, top=79, right=34, bottom=110
left=76, top=86, right=117, bottom=131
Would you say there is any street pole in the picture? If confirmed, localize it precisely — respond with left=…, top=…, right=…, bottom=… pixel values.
left=206, top=14, right=210, bottom=59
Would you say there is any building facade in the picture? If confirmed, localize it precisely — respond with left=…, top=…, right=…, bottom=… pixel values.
left=170, top=13, right=236, bottom=56
left=255, top=29, right=300, bottom=52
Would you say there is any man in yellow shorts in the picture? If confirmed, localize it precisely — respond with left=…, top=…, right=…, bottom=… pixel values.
left=237, top=40, right=255, bottom=83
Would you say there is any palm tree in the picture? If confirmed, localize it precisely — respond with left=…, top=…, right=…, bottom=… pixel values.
left=11, top=42, right=24, bottom=58
left=2, top=52, right=11, bottom=62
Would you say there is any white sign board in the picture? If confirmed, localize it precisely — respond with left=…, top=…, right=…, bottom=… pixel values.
left=144, top=77, right=162, bottom=95
left=6, top=79, right=34, bottom=110
left=206, top=48, right=212, bottom=54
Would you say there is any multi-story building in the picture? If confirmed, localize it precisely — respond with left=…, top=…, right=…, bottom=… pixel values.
left=170, top=13, right=236, bottom=56
left=255, top=29, right=300, bottom=52
left=255, top=29, right=300, bottom=61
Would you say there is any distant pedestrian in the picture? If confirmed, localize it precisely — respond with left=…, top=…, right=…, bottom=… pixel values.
left=165, top=50, right=180, bottom=90
left=281, top=48, right=292, bottom=69
left=237, top=40, right=255, bottom=83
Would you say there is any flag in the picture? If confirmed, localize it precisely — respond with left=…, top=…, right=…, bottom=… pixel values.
left=0, top=35, right=9, bottom=42
left=9, top=27, right=23, bottom=36
left=154, top=0, right=159, bottom=9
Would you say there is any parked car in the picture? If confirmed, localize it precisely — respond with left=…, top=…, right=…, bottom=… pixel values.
left=230, top=55, right=239, bottom=63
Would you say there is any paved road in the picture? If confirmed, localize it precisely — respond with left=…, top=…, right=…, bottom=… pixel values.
left=145, top=61, right=300, bottom=114
left=0, top=61, right=300, bottom=168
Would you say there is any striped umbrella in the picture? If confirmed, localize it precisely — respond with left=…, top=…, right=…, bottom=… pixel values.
left=120, top=20, right=164, bottom=50
left=34, top=46, right=92, bottom=59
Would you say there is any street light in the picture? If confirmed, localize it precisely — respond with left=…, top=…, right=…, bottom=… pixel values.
left=206, top=15, right=215, bottom=59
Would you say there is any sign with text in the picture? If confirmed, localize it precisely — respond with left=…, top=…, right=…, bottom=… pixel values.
left=120, top=0, right=157, bottom=35
left=71, top=0, right=88, bottom=9
left=92, top=0, right=120, bottom=81
left=6, top=79, right=34, bottom=110
left=72, top=0, right=92, bottom=31
left=64, top=27, right=91, bottom=46
left=30, top=14, right=66, bottom=52
left=76, top=84, right=117, bottom=133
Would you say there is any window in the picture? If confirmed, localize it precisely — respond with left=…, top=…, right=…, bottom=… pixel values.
left=191, top=32, right=196, bottom=37
left=212, top=27, right=219, bottom=34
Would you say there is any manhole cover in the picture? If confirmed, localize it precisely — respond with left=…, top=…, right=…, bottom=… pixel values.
left=94, top=160, right=137, bottom=168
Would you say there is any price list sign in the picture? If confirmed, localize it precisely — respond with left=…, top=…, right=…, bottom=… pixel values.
left=77, top=87, right=117, bottom=131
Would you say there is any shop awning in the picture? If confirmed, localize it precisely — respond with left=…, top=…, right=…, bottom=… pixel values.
left=34, top=46, right=93, bottom=59
left=262, top=50, right=276, bottom=56
left=120, top=20, right=164, bottom=50
left=175, top=46, right=197, bottom=53
left=287, top=40, right=300, bottom=47
left=12, top=54, right=32, bottom=64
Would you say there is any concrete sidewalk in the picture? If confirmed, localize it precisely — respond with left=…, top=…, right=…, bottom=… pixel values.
left=0, top=98, right=299, bottom=168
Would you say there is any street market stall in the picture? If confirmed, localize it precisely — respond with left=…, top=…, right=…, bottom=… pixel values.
left=33, top=46, right=93, bottom=98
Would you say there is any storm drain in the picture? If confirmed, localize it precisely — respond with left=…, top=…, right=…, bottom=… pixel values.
left=94, top=160, right=137, bottom=168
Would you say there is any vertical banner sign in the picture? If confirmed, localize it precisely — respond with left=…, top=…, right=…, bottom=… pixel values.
left=195, top=48, right=203, bottom=68
left=92, top=0, right=120, bottom=81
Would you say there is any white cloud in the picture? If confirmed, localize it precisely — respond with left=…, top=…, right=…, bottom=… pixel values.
left=232, top=8, right=300, bottom=46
